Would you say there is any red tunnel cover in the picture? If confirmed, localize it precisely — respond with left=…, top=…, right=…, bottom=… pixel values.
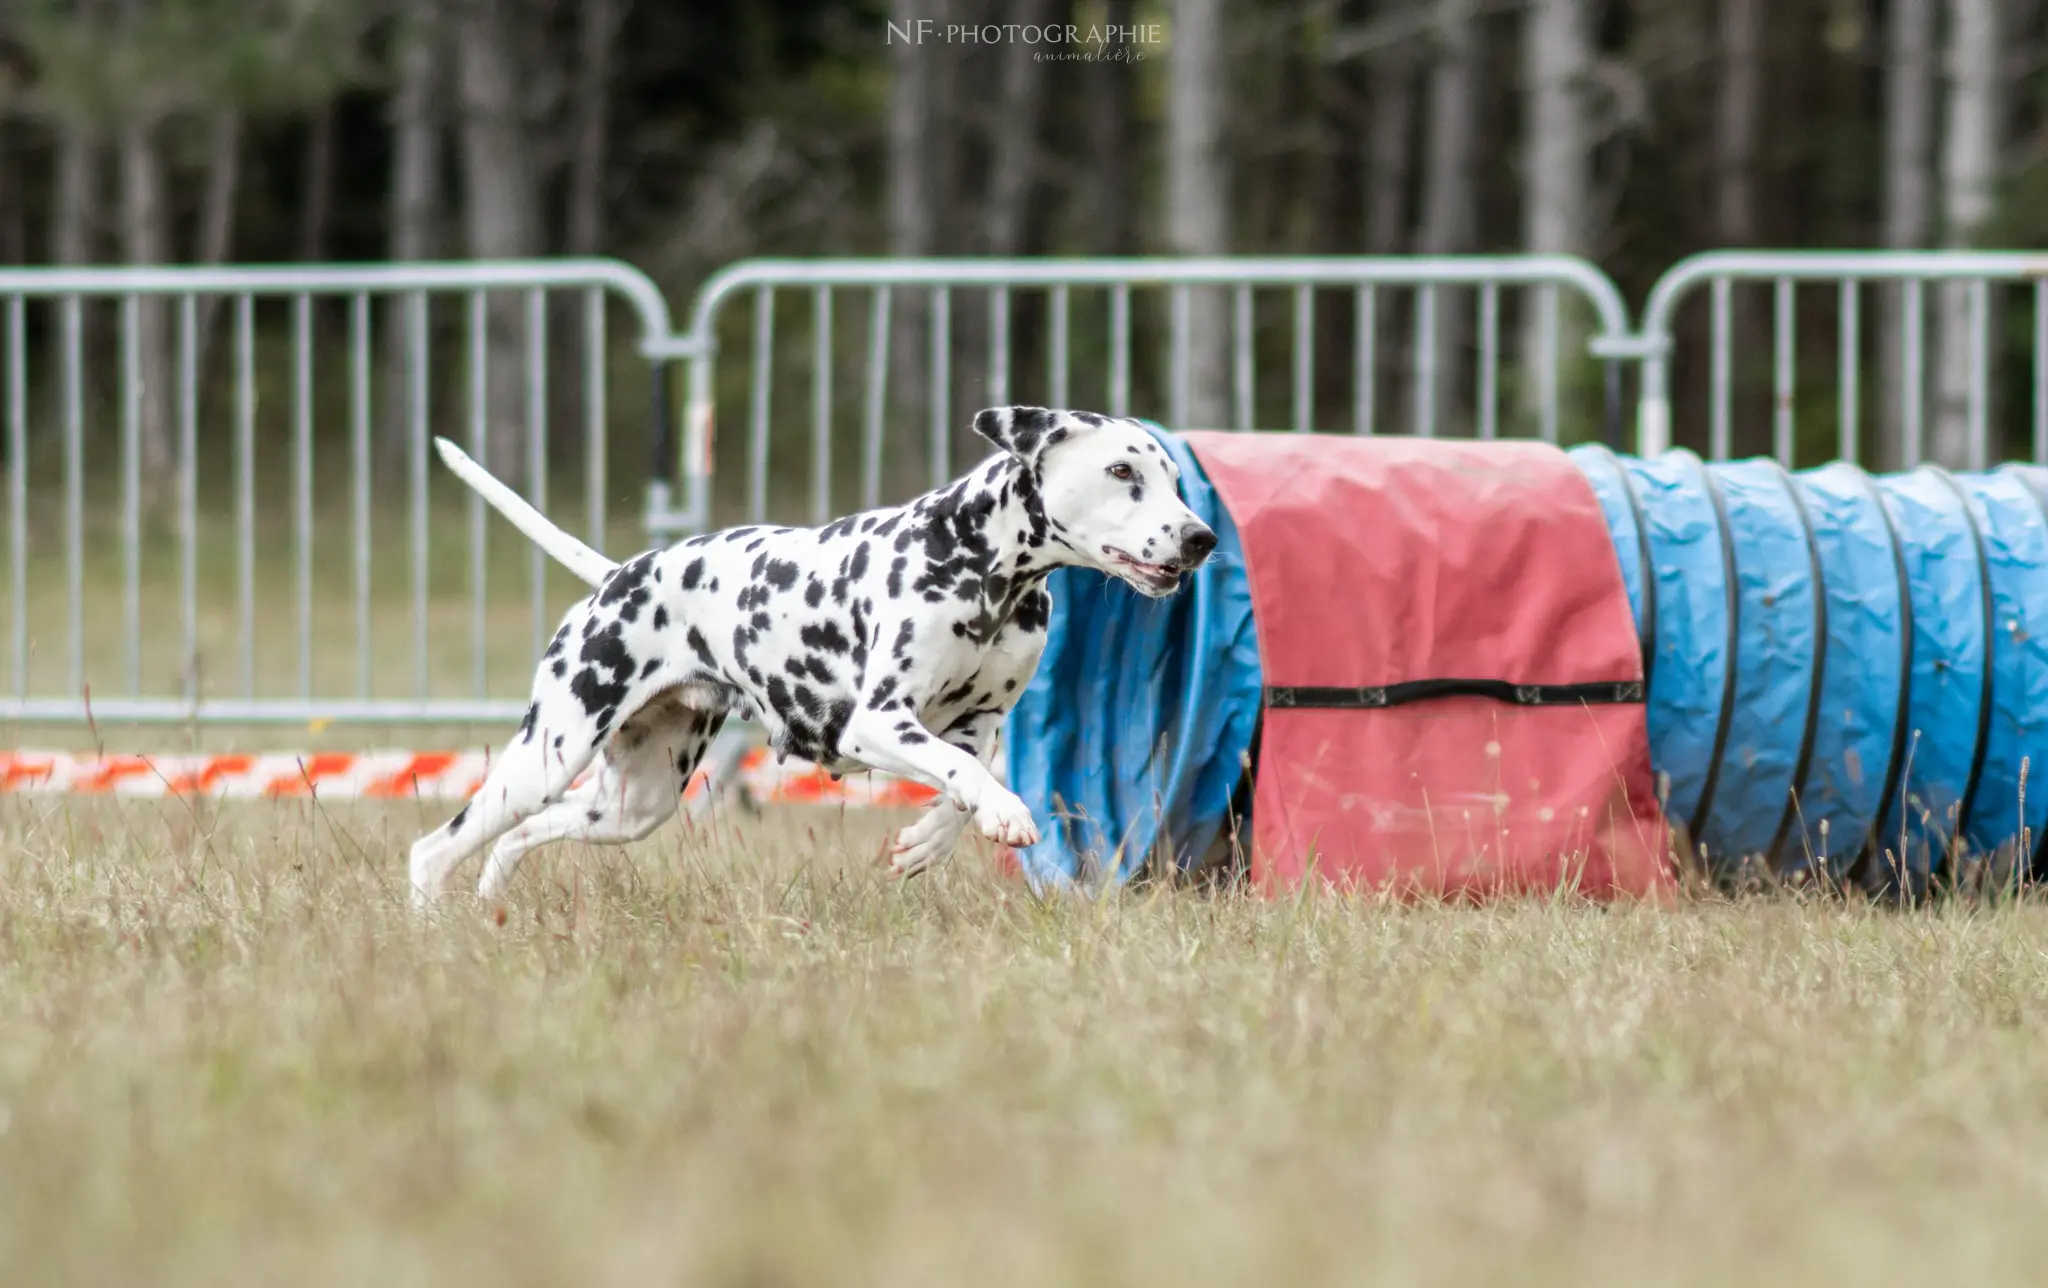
left=1181, top=432, right=1672, bottom=901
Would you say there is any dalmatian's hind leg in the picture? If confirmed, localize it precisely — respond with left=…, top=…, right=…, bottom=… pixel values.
left=475, top=699, right=726, bottom=901
left=408, top=699, right=603, bottom=909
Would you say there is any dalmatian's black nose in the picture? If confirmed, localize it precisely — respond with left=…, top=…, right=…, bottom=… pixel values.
left=1176, top=522, right=1218, bottom=568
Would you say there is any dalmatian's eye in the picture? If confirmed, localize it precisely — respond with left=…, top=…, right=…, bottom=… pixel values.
left=1107, top=462, right=1135, bottom=482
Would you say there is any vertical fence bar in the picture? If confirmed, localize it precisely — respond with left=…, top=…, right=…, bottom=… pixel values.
left=1967, top=278, right=1989, bottom=471
left=121, top=294, right=139, bottom=694
left=1903, top=281, right=1925, bottom=468
left=747, top=285, right=774, bottom=525
left=929, top=287, right=951, bottom=488
left=294, top=294, right=314, bottom=698
left=681, top=341, right=708, bottom=531
left=2035, top=281, right=2048, bottom=464
left=1477, top=283, right=1499, bottom=440
left=235, top=296, right=255, bottom=697
left=812, top=285, right=833, bottom=525
left=1049, top=286, right=1070, bottom=408
left=1233, top=285, right=1254, bottom=431
left=469, top=292, right=489, bottom=699
left=350, top=294, right=371, bottom=700
left=178, top=295, right=197, bottom=705
left=1354, top=286, right=1375, bottom=435
left=863, top=288, right=890, bottom=511
left=1169, top=285, right=1191, bottom=429
left=989, top=286, right=1010, bottom=407
left=6, top=297, right=22, bottom=697
left=408, top=291, right=429, bottom=701
left=1773, top=278, right=1795, bottom=466
left=1414, top=286, right=1437, bottom=438
left=1292, top=284, right=1313, bottom=432
left=1838, top=280, right=1860, bottom=465
left=1602, top=361, right=1624, bottom=450
left=63, top=297, right=82, bottom=694
left=1110, top=285, right=1132, bottom=418
left=1710, top=277, right=1732, bottom=460
left=584, top=288, right=606, bottom=552
left=524, top=289, right=547, bottom=675
left=1536, top=285, right=1560, bottom=444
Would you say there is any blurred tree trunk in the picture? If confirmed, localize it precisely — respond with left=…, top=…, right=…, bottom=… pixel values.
left=0, top=120, right=19, bottom=465
left=195, top=112, right=241, bottom=267
left=298, top=102, right=333, bottom=262
left=886, top=3, right=935, bottom=253
left=1415, top=0, right=1476, bottom=433
left=0, top=126, right=21, bottom=265
left=193, top=110, right=240, bottom=379
left=1306, top=11, right=1349, bottom=424
left=49, top=0, right=102, bottom=269
left=1167, top=0, right=1230, bottom=428
left=51, top=122, right=98, bottom=265
left=383, top=3, right=444, bottom=469
left=1090, top=0, right=1137, bottom=255
left=1932, top=0, right=2001, bottom=469
left=1713, top=0, right=1759, bottom=456
left=888, top=0, right=937, bottom=482
left=1880, top=0, right=1935, bottom=470
left=565, top=0, right=621, bottom=489
left=567, top=0, right=619, bottom=256
left=958, top=0, right=1053, bottom=460
left=48, top=104, right=100, bottom=441
left=985, top=0, right=1051, bottom=259
left=1521, top=0, right=1588, bottom=431
left=1714, top=0, right=1760, bottom=247
left=118, top=99, right=171, bottom=477
left=1362, top=19, right=1415, bottom=432
left=1415, top=0, right=1476, bottom=255
left=1363, top=11, right=1415, bottom=257
left=459, top=0, right=544, bottom=488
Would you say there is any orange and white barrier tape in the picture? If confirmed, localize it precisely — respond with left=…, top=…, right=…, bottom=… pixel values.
left=0, top=747, right=941, bottom=808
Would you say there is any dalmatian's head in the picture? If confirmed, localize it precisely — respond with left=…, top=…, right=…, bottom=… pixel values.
left=974, top=406, right=1217, bottom=598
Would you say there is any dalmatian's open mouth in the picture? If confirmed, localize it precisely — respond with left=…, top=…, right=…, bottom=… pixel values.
left=1105, top=547, right=1184, bottom=595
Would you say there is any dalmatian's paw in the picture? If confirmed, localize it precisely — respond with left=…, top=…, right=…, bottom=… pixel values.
left=888, top=832, right=954, bottom=878
left=972, top=788, right=1040, bottom=848
left=887, top=805, right=967, bottom=877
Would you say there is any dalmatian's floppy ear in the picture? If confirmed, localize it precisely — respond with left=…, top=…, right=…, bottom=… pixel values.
left=973, top=406, right=1070, bottom=460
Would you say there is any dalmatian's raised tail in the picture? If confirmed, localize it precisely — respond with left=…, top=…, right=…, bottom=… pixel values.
left=433, top=436, right=615, bottom=587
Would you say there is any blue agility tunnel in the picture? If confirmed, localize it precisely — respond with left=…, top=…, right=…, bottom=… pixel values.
left=1004, top=427, right=2048, bottom=889
left=1576, top=447, right=2048, bottom=886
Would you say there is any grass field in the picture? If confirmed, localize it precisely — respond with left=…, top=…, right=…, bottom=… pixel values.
left=0, top=796, right=2045, bottom=1286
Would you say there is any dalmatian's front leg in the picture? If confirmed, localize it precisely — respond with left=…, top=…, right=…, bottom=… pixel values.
left=889, top=709, right=1004, bottom=877
left=841, top=703, right=1038, bottom=849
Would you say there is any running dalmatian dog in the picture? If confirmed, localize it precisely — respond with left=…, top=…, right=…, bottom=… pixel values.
left=408, top=406, right=1217, bottom=906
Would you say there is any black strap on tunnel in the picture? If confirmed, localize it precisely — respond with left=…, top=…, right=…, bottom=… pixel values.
left=1265, top=678, right=1645, bottom=710
left=1581, top=443, right=1659, bottom=690
left=1857, top=468, right=1916, bottom=875
left=1928, top=467, right=1996, bottom=853
left=2014, top=469, right=2048, bottom=877
left=1688, top=453, right=1743, bottom=846
left=1762, top=461, right=1830, bottom=871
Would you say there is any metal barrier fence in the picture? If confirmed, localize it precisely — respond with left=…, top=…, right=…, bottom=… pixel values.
left=0, top=259, right=694, bottom=726
left=11, top=249, right=2048, bottom=728
left=1635, top=251, right=2048, bottom=468
left=651, top=256, right=1637, bottom=534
